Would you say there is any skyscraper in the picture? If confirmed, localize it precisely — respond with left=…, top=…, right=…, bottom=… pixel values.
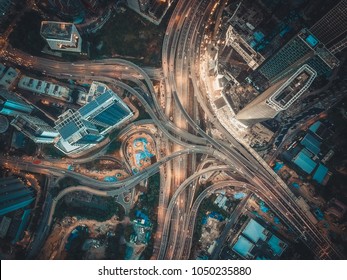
left=54, top=109, right=103, bottom=154
left=236, top=65, right=317, bottom=126
left=79, top=82, right=133, bottom=135
left=254, top=29, right=339, bottom=86
left=309, top=0, right=347, bottom=46
left=40, top=21, right=82, bottom=53
left=11, top=114, right=59, bottom=144
left=0, top=88, right=33, bottom=116
left=249, top=0, right=347, bottom=88
left=54, top=82, right=133, bottom=154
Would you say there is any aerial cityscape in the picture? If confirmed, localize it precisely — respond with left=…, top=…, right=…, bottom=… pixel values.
left=0, top=0, right=346, bottom=260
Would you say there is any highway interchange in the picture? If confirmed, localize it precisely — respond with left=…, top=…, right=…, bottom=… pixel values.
left=0, top=0, right=344, bottom=260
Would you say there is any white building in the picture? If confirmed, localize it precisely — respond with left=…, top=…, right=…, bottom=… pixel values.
left=40, top=21, right=82, bottom=53
left=18, top=76, right=72, bottom=102
left=236, top=65, right=317, bottom=126
left=11, top=114, right=59, bottom=144
left=54, top=110, right=103, bottom=154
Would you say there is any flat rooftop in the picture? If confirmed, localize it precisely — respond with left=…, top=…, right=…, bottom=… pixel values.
left=233, top=236, right=254, bottom=258
left=242, top=219, right=267, bottom=243
left=40, top=21, right=73, bottom=41
left=268, top=64, right=317, bottom=110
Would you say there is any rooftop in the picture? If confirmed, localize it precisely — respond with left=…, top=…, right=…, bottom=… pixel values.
left=232, top=236, right=254, bottom=258
left=242, top=219, right=267, bottom=243
left=40, top=21, right=74, bottom=41
left=293, top=148, right=317, bottom=174
left=313, top=164, right=329, bottom=184
left=301, top=133, right=321, bottom=155
left=267, top=64, right=317, bottom=111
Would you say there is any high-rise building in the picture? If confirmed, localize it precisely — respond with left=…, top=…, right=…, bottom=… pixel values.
left=0, top=88, right=33, bottom=116
left=11, top=114, right=59, bottom=144
left=54, top=109, right=103, bottom=153
left=254, top=29, right=339, bottom=86
left=79, top=82, right=133, bottom=135
left=310, top=0, right=347, bottom=46
left=40, top=21, right=82, bottom=53
left=0, top=177, right=35, bottom=216
left=54, top=82, right=133, bottom=154
left=250, top=1, right=347, bottom=87
left=236, top=65, right=317, bottom=126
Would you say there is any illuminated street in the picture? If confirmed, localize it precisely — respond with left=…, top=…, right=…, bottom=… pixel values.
left=0, top=0, right=347, bottom=261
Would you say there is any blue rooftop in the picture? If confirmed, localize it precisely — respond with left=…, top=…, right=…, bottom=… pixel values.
left=79, top=91, right=114, bottom=117
left=209, top=211, right=224, bottom=221
left=301, top=133, right=321, bottom=155
left=234, top=192, right=246, bottom=200
left=268, top=235, right=286, bottom=256
left=293, top=149, right=317, bottom=174
left=273, top=162, right=284, bottom=173
left=309, top=121, right=322, bottom=134
left=58, top=121, right=79, bottom=139
left=233, top=236, right=254, bottom=257
left=259, top=201, right=269, bottom=213
left=306, top=34, right=319, bottom=47
left=242, top=219, right=267, bottom=243
left=253, top=31, right=264, bottom=42
left=313, top=164, right=328, bottom=184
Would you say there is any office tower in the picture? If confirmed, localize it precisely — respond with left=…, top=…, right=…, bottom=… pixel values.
left=0, top=177, right=35, bottom=216
left=79, top=82, right=133, bottom=135
left=250, top=1, right=347, bottom=86
left=54, top=109, right=103, bottom=153
left=40, top=21, right=82, bottom=53
left=54, top=82, right=133, bottom=154
left=310, top=0, right=347, bottom=46
left=11, top=114, right=59, bottom=144
left=0, top=88, right=33, bottom=116
left=236, top=65, right=317, bottom=126
left=254, top=29, right=339, bottom=85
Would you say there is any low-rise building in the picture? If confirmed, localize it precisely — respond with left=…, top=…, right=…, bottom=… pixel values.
left=0, top=88, right=33, bottom=116
left=18, top=76, right=72, bottom=102
left=0, top=63, right=19, bottom=89
left=0, top=177, right=35, bottom=216
left=232, top=218, right=287, bottom=259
